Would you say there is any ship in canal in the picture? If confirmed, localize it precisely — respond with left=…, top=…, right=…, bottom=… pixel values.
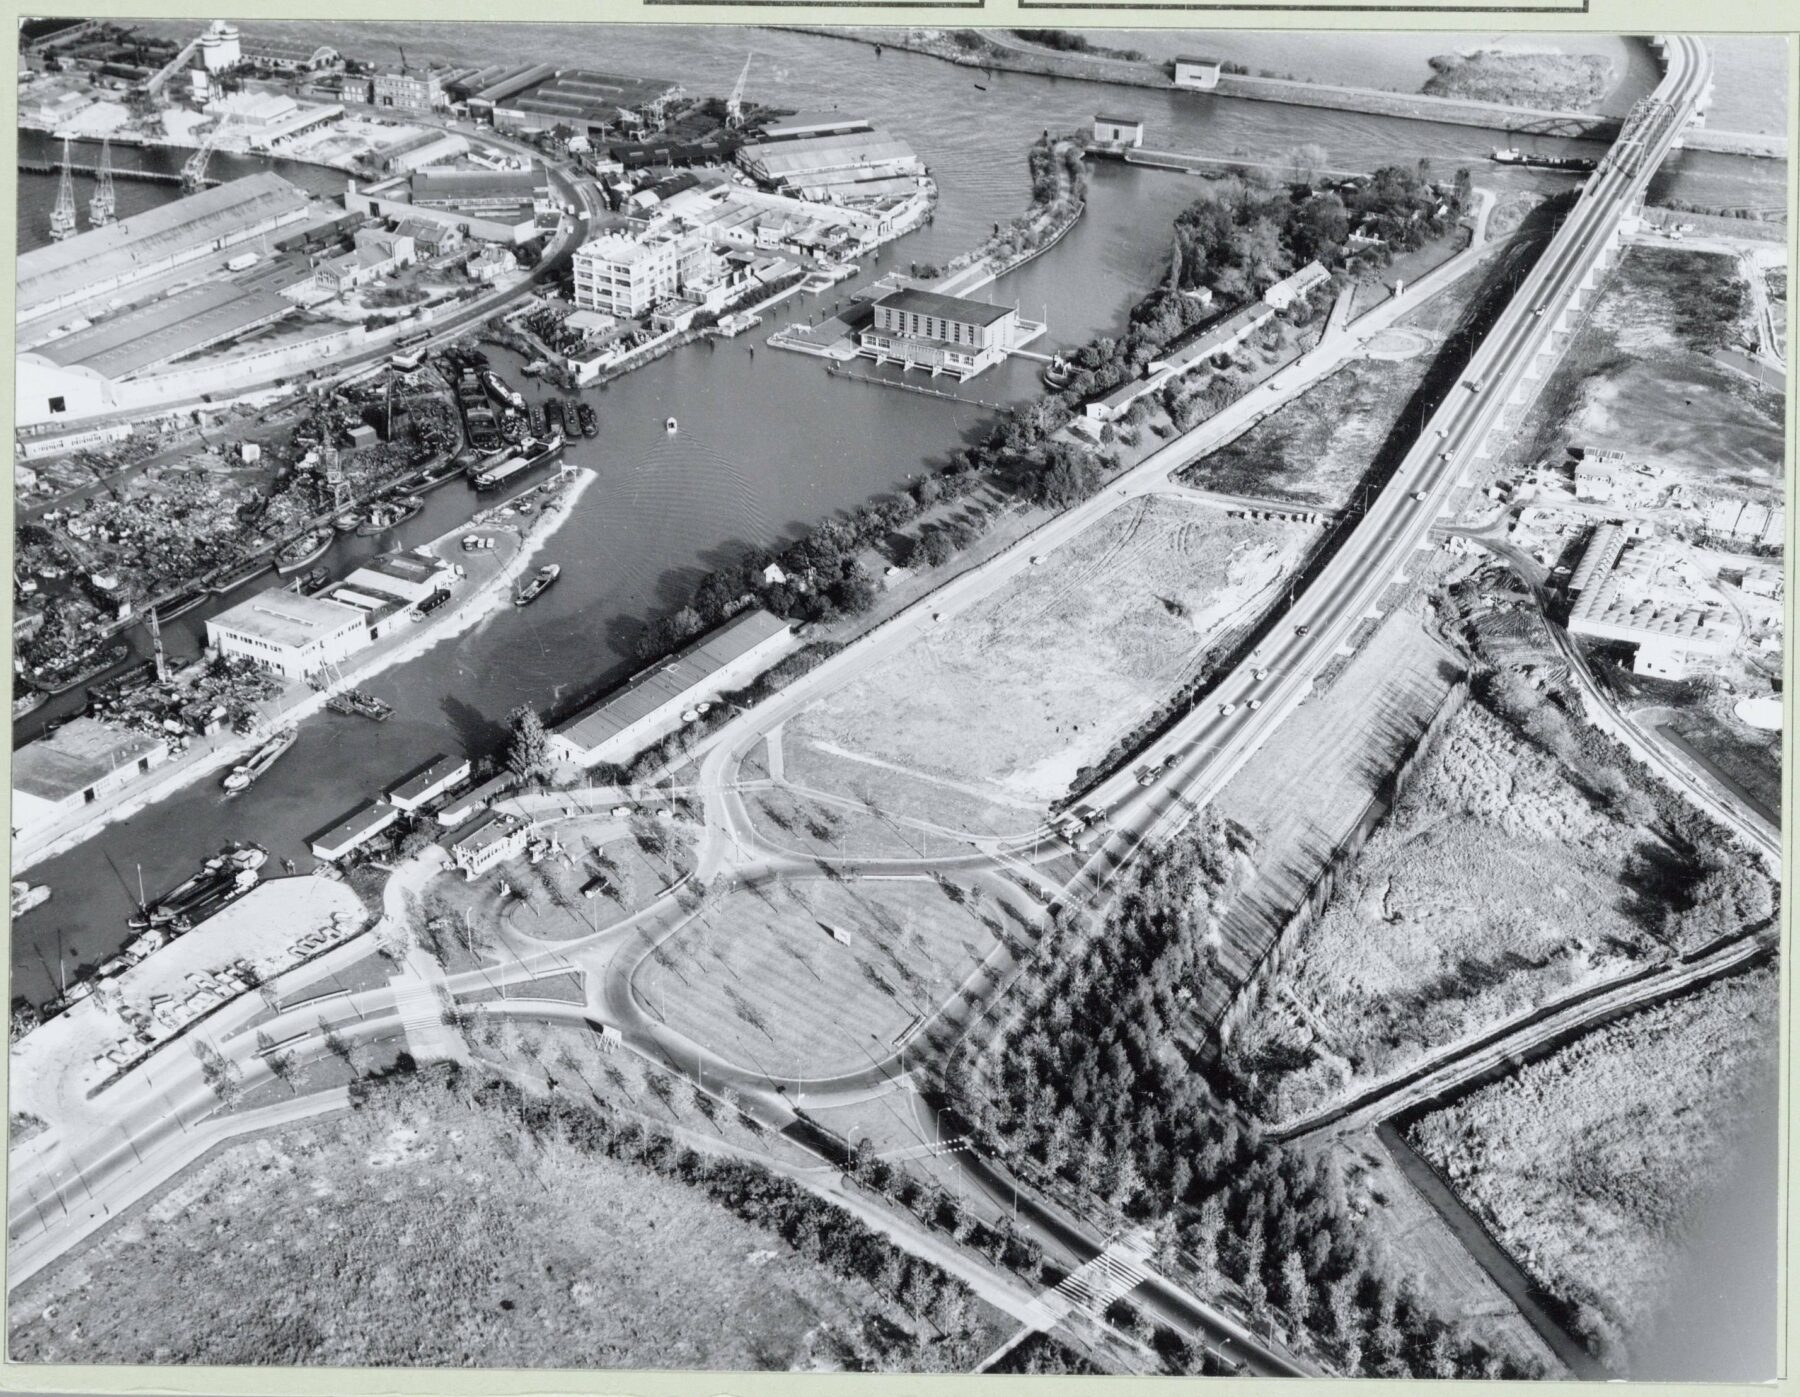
left=222, top=726, right=298, bottom=795
left=128, top=842, right=267, bottom=930
left=275, top=529, right=333, bottom=574
left=209, top=555, right=273, bottom=595
left=513, top=563, right=561, bottom=607
left=577, top=402, right=598, bottom=437
left=472, top=435, right=564, bottom=492
left=24, top=642, right=132, bottom=695
left=1489, top=147, right=1597, bottom=173
left=326, top=688, right=393, bottom=721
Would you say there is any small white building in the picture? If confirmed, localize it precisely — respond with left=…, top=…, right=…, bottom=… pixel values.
left=206, top=588, right=372, bottom=682
left=11, top=720, right=170, bottom=843
left=1263, top=260, right=1331, bottom=311
left=449, top=810, right=534, bottom=879
left=1173, top=56, right=1224, bottom=90
left=310, top=800, right=400, bottom=862
left=1092, top=113, right=1145, bottom=148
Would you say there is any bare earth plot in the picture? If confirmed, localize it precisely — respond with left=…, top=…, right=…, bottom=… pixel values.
left=9, top=1071, right=1004, bottom=1370
left=1204, top=604, right=1463, bottom=1027
left=640, top=876, right=1005, bottom=1078
left=787, top=497, right=1313, bottom=813
left=1510, top=247, right=1784, bottom=494
left=1405, top=965, right=1779, bottom=1369
left=1232, top=698, right=1673, bottom=1123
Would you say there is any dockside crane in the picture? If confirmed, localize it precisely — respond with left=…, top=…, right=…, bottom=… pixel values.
left=88, top=134, right=116, bottom=227
left=49, top=136, right=77, bottom=242
left=181, top=109, right=235, bottom=193
left=725, top=51, right=754, bottom=129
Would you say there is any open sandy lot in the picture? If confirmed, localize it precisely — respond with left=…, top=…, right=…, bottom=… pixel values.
left=787, top=497, right=1314, bottom=810
left=1406, top=965, right=1779, bottom=1370
left=639, top=875, right=1009, bottom=1079
left=1231, top=698, right=1675, bottom=1122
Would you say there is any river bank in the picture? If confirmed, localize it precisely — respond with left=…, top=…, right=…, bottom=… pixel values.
left=13, top=468, right=596, bottom=878
left=778, top=27, right=1787, bottom=161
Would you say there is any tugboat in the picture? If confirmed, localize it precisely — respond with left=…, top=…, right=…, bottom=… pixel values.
left=482, top=368, right=526, bottom=412
left=577, top=402, right=599, bottom=438
left=665, top=416, right=678, bottom=436
left=333, top=510, right=365, bottom=533
left=10, top=881, right=50, bottom=919
left=326, top=688, right=392, bottom=721
left=513, top=563, right=561, bottom=607
left=1041, top=353, right=1075, bottom=390
left=275, top=530, right=333, bottom=574
left=222, top=727, right=297, bottom=795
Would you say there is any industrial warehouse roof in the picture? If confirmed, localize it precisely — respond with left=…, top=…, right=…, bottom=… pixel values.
left=475, top=62, right=560, bottom=105
left=310, top=800, right=399, bottom=857
left=738, top=129, right=919, bottom=179
left=1568, top=530, right=1737, bottom=654
left=207, top=589, right=368, bottom=648
left=758, top=112, right=874, bottom=139
left=17, top=172, right=311, bottom=317
left=239, top=35, right=339, bottom=66
left=875, top=287, right=1016, bottom=328
left=496, top=68, right=680, bottom=123
left=555, top=609, right=791, bottom=754
left=349, top=552, right=448, bottom=589
left=410, top=166, right=546, bottom=202
left=34, top=281, right=294, bottom=382
left=12, top=719, right=165, bottom=803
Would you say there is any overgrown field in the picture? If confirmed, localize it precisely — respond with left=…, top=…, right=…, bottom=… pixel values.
left=1229, top=697, right=1681, bottom=1122
left=1423, top=50, right=1615, bottom=109
left=640, top=875, right=1012, bottom=1077
left=1510, top=247, right=1782, bottom=494
left=10, top=1067, right=1007, bottom=1369
left=1406, top=965, right=1779, bottom=1370
left=788, top=497, right=1311, bottom=808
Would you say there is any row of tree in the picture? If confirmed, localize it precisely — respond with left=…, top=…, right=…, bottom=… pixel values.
left=942, top=814, right=1542, bottom=1378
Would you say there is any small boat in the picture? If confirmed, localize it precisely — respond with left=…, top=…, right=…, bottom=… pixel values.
left=523, top=359, right=548, bottom=377
left=665, top=416, right=678, bottom=435
left=274, top=529, right=333, bottom=574
left=973, top=82, right=987, bottom=91
left=546, top=399, right=567, bottom=439
left=514, top=563, right=560, bottom=607
left=13, top=690, right=47, bottom=720
left=209, top=556, right=272, bottom=595
left=577, top=402, right=598, bottom=437
left=500, top=413, right=524, bottom=444
left=222, top=729, right=296, bottom=796
left=27, top=643, right=131, bottom=695
left=10, top=881, right=51, bottom=919
left=326, top=688, right=392, bottom=721
left=333, top=511, right=364, bottom=533
left=529, top=402, right=548, bottom=437
left=482, top=369, right=526, bottom=411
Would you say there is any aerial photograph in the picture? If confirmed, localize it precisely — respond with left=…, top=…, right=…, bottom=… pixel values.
left=5, top=15, right=1788, bottom=1382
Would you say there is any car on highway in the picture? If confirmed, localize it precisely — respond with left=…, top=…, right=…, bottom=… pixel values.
left=1412, top=490, right=1428, bottom=502
left=1219, top=701, right=1238, bottom=716
left=1295, top=623, right=1311, bottom=637
left=1248, top=699, right=1264, bottom=711
left=1253, top=668, right=1269, bottom=681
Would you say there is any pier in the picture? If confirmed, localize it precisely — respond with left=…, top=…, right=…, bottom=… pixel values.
left=18, top=157, right=217, bottom=188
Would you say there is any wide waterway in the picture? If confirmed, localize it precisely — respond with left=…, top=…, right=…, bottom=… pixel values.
left=8, top=26, right=1781, bottom=1003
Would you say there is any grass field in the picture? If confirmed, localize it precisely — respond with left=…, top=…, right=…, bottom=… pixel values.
left=788, top=497, right=1313, bottom=810
left=640, top=876, right=1008, bottom=1078
left=1232, top=699, right=1672, bottom=1122
left=1406, top=965, right=1779, bottom=1369
left=10, top=1068, right=1005, bottom=1370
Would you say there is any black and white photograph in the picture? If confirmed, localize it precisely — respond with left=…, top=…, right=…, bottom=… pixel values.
left=5, top=10, right=1790, bottom=1385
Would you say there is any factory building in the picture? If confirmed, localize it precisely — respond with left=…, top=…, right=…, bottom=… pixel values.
left=343, top=177, right=539, bottom=246
left=197, top=20, right=242, bottom=73
left=550, top=609, right=796, bottom=769
left=17, top=172, right=313, bottom=322
left=372, top=68, right=446, bottom=114
left=735, top=126, right=925, bottom=204
left=206, top=589, right=373, bottom=682
left=486, top=68, right=682, bottom=137
left=858, top=288, right=1019, bottom=380
left=410, top=166, right=549, bottom=215
left=377, top=129, right=471, bottom=174
left=238, top=34, right=340, bottom=72
left=11, top=720, right=170, bottom=844
left=1567, top=525, right=1739, bottom=679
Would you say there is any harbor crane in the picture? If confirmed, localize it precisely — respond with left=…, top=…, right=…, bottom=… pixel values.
left=181, top=109, right=236, bottom=194
left=49, top=137, right=78, bottom=242
left=88, top=134, right=116, bottom=227
left=725, top=51, right=754, bottom=128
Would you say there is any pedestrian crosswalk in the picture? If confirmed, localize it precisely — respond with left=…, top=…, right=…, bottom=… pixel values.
left=1043, top=1227, right=1156, bottom=1323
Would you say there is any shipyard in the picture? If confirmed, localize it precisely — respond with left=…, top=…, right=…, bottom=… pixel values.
left=6, top=15, right=1791, bottom=1388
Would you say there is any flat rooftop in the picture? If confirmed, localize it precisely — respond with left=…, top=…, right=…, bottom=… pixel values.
left=17, top=172, right=311, bottom=317
left=557, top=608, right=790, bottom=754
left=34, top=281, right=293, bottom=382
left=13, top=719, right=165, bottom=803
left=451, top=810, right=526, bottom=853
left=389, top=753, right=471, bottom=803
left=310, top=800, right=398, bottom=854
left=208, top=589, right=368, bottom=648
left=759, top=112, right=874, bottom=139
left=876, top=287, right=1016, bottom=328
left=497, top=67, right=679, bottom=122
